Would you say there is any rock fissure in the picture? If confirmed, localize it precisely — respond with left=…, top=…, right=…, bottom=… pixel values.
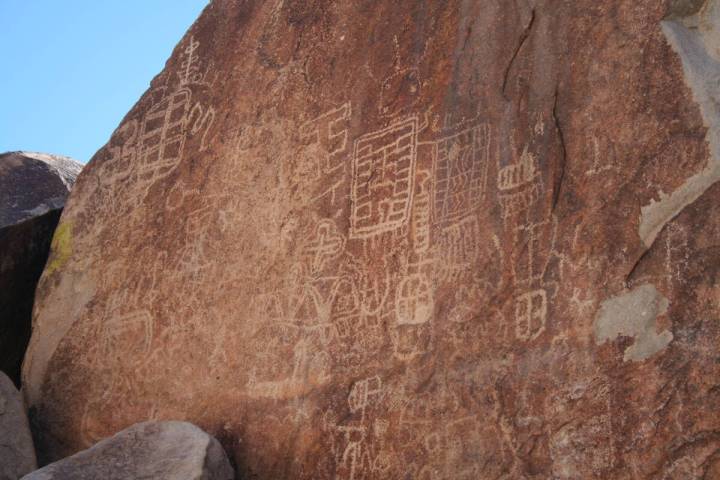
left=502, top=8, right=536, bottom=99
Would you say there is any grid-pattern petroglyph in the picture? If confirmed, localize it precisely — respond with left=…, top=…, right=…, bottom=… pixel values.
left=350, top=117, right=418, bottom=238
left=432, top=124, right=491, bottom=227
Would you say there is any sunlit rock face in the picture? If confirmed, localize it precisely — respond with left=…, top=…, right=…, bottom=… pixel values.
left=23, top=0, right=720, bottom=477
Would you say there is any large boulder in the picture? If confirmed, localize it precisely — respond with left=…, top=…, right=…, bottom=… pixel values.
left=0, top=152, right=81, bottom=385
left=0, top=372, right=37, bottom=480
left=22, top=0, right=720, bottom=477
left=0, top=152, right=81, bottom=229
left=21, top=421, right=233, bottom=480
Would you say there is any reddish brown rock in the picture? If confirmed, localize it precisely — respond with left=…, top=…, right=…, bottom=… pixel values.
left=23, top=0, right=720, bottom=477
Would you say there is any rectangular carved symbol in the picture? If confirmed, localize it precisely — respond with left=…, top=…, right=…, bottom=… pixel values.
left=514, top=289, right=547, bottom=341
left=432, top=124, right=490, bottom=227
left=139, top=89, right=191, bottom=178
left=350, top=117, right=418, bottom=238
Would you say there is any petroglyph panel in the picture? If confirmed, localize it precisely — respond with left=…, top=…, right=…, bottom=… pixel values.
left=24, top=1, right=720, bottom=477
left=350, top=117, right=418, bottom=238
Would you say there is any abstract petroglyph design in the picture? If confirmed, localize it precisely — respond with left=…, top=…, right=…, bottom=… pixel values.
left=350, top=117, right=418, bottom=238
left=432, top=124, right=491, bottom=227
left=303, top=220, right=346, bottom=275
left=514, top=289, right=547, bottom=341
left=498, top=146, right=542, bottom=219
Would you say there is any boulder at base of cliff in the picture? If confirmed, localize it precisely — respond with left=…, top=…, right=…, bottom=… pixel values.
left=0, top=372, right=37, bottom=480
left=21, top=421, right=233, bottom=480
left=0, top=152, right=81, bottom=386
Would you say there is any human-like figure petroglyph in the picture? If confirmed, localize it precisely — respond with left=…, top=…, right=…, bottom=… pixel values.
left=350, top=117, right=418, bottom=238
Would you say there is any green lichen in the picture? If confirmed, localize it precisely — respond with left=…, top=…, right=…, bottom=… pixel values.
left=46, top=221, right=73, bottom=276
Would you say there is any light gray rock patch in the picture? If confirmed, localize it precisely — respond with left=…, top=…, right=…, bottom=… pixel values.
left=641, top=2, right=720, bottom=247
left=0, top=372, right=37, bottom=480
left=594, top=284, right=673, bottom=362
left=21, top=421, right=233, bottom=480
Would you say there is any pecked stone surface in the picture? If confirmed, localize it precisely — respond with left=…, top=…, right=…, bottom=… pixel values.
left=23, top=0, right=720, bottom=477
left=21, top=421, right=233, bottom=480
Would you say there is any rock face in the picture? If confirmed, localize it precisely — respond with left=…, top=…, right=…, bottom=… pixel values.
left=0, top=372, right=37, bottom=480
left=0, top=152, right=81, bottom=229
left=22, top=0, right=720, bottom=477
left=21, top=421, right=233, bottom=480
left=1, top=152, right=81, bottom=386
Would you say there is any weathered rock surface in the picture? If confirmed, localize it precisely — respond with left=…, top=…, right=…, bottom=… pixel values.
left=0, top=372, right=37, bottom=480
left=1, top=152, right=80, bottom=386
left=0, top=152, right=81, bottom=229
left=21, top=421, right=233, bottom=480
left=22, top=0, right=720, bottom=477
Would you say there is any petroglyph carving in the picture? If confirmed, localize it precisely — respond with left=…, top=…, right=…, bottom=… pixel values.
left=432, top=124, right=491, bottom=227
left=395, top=274, right=434, bottom=325
left=296, top=102, right=352, bottom=204
left=514, top=289, right=547, bottom=341
left=380, top=68, right=420, bottom=117
left=410, top=170, right=432, bottom=254
left=498, top=145, right=538, bottom=191
left=247, top=331, right=332, bottom=400
left=434, top=215, right=483, bottom=283
left=498, top=146, right=543, bottom=219
left=587, top=136, right=619, bottom=176
left=303, top=219, right=346, bottom=275
left=512, top=217, right=557, bottom=286
left=348, top=376, right=383, bottom=420
left=102, top=310, right=154, bottom=357
left=301, top=102, right=352, bottom=172
left=351, top=117, right=418, bottom=238
left=179, top=36, right=202, bottom=86
left=324, top=375, right=388, bottom=480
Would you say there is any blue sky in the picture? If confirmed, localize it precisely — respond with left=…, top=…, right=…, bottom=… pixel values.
left=0, top=1, right=209, bottom=163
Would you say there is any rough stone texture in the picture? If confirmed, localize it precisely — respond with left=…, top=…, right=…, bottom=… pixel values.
left=0, top=209, right=61, bottom=386
left=0, top=152, right=80, bottom=386
left=0, top=372, right=37, bottom=480
left=0, top=152, right=82, bottom=229
left=22, top=0, right=720, bottom=477
left=21, top=421, right=233, bottom=480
